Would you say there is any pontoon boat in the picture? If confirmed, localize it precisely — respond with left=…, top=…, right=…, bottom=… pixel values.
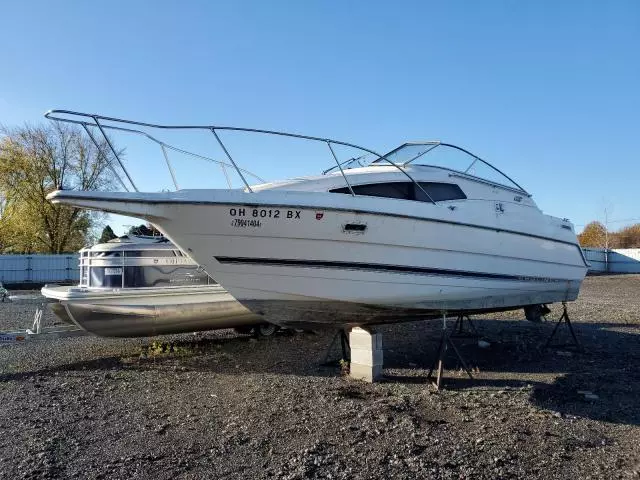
left=41, top=235, right=268, bottom=336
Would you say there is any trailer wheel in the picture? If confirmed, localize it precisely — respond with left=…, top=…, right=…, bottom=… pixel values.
left=256, top=323, right=279, bottom=337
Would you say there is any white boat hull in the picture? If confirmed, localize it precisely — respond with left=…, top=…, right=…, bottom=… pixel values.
left=166, top=211, right=584, bottom=326
left=47, top=190, right=588, bottom=328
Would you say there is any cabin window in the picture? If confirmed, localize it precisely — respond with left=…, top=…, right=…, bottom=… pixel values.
left=330, top=181, right=466, bottom=202
left=415, top=182, right=466, bottom=202
left=124, top=250, right=176, bottom=258
left=330, top=182, right=412, bottom=200
left=91, top=251, right=121, bottom=258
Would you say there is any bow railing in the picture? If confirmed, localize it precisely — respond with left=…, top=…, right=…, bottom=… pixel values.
left=44, top=109, right=443, bottom=203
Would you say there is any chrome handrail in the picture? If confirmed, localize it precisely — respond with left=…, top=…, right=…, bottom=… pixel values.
left=45, top=111, right=266, bottom=192
left=49, top=108, right=536, bottom=204
left=322, top=154, right=368, bottom=175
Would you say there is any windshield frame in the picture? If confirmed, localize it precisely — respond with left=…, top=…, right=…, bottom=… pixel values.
left=371, top=142, right=528, bottom=195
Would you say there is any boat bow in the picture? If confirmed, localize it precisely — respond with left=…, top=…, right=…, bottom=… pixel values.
left=48, top=189, right=174, bottom=220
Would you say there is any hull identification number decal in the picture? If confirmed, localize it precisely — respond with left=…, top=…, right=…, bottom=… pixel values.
left=231, top=218, right=262, bottom=228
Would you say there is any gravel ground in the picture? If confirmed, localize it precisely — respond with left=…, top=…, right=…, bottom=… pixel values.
left=0, top=275, right=639, bottom=479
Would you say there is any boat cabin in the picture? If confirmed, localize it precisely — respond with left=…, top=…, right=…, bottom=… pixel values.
left=78, top=236, right=213, bottom=289
left=250, top=142, right=537, bottom=209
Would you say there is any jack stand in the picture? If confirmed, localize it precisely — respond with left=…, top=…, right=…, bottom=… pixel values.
left=26, top=304, right=44, bottom=335
left=427, top=313, right=474, bottom=390
left=451, top=314, right=479, bottom=338
left=322, top=329, right=350, bottom=365
left=544, top=302, right=582, bottom=352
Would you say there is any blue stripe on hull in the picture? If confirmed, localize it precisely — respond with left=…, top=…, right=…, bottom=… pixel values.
left=214, top=257, right=570, bottom=283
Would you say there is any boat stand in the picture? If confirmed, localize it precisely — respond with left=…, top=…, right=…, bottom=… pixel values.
left=28, top=304, right=45, bottom=334
left=0, top=303, right=85, bottom=344
left=427, top=312, right=474, bottom=390
left=322, top=329, right=350, bottom=365
left=544, top=302, right=582, bottom=352
left=451, top=314, right=479, bottom=338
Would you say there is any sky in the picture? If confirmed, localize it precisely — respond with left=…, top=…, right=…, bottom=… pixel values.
left=1, top=1, right=638, bottom=235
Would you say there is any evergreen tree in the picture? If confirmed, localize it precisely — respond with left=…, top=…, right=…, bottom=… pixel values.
left=98, top=225, right=117, bottom=244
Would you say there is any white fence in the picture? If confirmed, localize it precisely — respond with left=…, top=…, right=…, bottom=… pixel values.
left=0, top=254, right=80, bottom=285
left=583, top=248, right=640, bottom=273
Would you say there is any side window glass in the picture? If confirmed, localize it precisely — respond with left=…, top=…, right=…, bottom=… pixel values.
left=331, top=182, right=412, bottom=200
left=330, top=181, right=465, bottom=202
left=415, top=182, right=466, bottom=202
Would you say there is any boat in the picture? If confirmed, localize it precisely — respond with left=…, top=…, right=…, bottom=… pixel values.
left=41, top=235, right=271, bottom=337
left=44, top=110, right=589, bottom=328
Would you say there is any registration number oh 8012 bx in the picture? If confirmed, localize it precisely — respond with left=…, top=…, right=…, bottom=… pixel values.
left=228, top=207, right=301, bottom=219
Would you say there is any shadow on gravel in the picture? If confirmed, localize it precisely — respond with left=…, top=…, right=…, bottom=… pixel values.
left=0, top=356, right=123, bottom=382
left=381, top=318, right=640, bottom=426
left=1, top=316, right=638, bottom=426
left=0, top=330, right=340, bottom=380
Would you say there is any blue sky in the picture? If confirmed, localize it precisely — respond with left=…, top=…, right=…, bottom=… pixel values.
left=1, top=1, right=638, bottom=235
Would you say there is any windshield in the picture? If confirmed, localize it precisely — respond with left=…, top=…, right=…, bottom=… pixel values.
left=372, top=143, right=526, bottom=193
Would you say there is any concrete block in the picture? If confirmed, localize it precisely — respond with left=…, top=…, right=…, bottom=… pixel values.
left=350, top=348, right=383, bottom=367
left=349, top=327, right=384, bottom=383
left=350, top=362, right=383, bottom=383
left=349, top=327, right=383, bottom=349
left=349, top=327, right=374, bottom=349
